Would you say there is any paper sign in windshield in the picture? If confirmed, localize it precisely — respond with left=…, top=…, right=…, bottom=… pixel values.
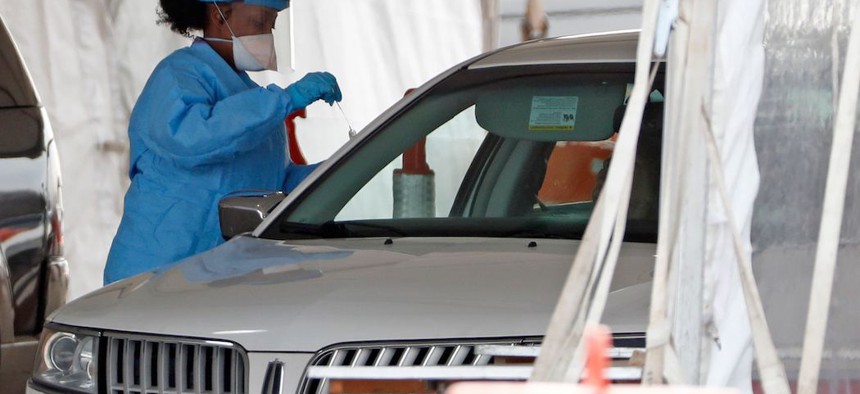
left=529, top=96, right=578, bottom=131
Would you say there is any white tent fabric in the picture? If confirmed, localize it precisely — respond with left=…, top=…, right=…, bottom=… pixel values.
left=652, top=0, right=780, bottom=390
left=0, top=0, right=482, bottom=300
left=0, top=0, right=129, bottom=301
left=499, top=0, right=642, bottom=47
left=703, top=0, right=765, bottom=389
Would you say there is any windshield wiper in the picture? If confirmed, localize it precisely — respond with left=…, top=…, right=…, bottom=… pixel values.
left=502, top=230, right=571, bottom=239
left=279, top=220, right=408, bottom=239
left=278, top=221, right=330, bottom=238
left=336, top=221, right=409, bottom=237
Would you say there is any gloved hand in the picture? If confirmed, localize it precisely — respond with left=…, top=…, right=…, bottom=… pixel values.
left=285, top=72, right=342, bottom=109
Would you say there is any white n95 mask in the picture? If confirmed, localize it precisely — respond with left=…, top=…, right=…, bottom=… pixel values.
left=232, top=33, right=278, bottom=71
left=208, top=3, right=279, bottom=72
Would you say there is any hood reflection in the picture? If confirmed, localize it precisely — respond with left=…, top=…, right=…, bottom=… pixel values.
left=164, top=239, right=353, bottom=285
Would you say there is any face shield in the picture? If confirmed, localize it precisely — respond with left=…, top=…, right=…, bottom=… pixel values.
left=273, top=6, right=294, bottom=72
left=204, top=0, right=294, bottom=72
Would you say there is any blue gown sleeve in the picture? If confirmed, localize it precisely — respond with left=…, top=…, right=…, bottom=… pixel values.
left=283, top=162, right=321, bottom=192
left=138, top=65, right=296, bottom=167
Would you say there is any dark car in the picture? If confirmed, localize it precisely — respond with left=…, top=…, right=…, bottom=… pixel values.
left=0, top=13, right=69, bottom=394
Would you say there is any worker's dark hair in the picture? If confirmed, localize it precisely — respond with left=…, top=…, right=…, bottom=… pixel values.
left=158, top=0, right=209, bottom=37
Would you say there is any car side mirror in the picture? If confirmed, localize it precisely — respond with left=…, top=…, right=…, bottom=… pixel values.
left=218, top=191, right=286, bottom=240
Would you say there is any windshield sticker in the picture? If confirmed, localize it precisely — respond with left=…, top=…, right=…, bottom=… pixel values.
left=529, top=96, right=578, bottom=131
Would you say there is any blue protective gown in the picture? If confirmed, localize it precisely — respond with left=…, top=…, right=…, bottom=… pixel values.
left=104, top=39, right=316, bottom=284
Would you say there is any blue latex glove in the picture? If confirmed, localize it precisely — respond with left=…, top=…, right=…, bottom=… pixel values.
left=285, top=72, right=342, bottom=109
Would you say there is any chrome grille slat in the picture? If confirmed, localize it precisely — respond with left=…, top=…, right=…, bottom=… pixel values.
left=330, top=350, right=346, bottom=366
left=422, top=346, right=444, bottom=366
left=473, top=354, right=492, bottom=366
left=447, top=346, right=469, bottom=366
left=104, top=334, right=246, bottom=394
left=399, top=346, right=420, bottom=366
left=314, top=378, right=329, bottom=394
left=176, top=343, right=184, bottom=393
left=157, top=342, right=166, bottom=394
left=193, top=345, right=202, bottom=393
left=123, top=339, right=132, bottom=393
left=108, top=338, right=119, bottom=392
left=212, top=347, right=222, bottom=394
left=231, top=349, right=240, bottom=394
left=141, top=340, right=150, bottom=392
left=351, top=348, right=371, bottom=367
left=374, top=348, right=396, bottom=367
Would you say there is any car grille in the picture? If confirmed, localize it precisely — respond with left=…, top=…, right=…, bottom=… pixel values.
left=300, top=340, right=510, bottom=394
left=299, top=336, right=645, bottom=394
left=103, top=332, right=247, bottom=394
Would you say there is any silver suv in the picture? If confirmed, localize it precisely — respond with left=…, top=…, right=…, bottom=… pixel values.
left=28, top=31, right=657, bottom=394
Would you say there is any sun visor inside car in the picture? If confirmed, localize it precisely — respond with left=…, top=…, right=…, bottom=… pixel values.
left=475, top=76, right=627, bottom=142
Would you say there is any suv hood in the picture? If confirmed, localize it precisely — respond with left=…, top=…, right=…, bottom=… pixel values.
left=55, top=236, right=653, bottom=352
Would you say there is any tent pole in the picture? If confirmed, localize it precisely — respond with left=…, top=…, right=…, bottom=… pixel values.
left=797, top=5, right=860, bottom=392
left=642, top=0, right=714, bottom=384
left=670, top=0, right=714, bottom=385
left=480, top=0, right=500, bottom=52
left=521, top=0, right=548, bottom=41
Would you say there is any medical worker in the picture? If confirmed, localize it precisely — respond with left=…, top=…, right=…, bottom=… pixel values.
left=104, top=0, right=341, bottom=284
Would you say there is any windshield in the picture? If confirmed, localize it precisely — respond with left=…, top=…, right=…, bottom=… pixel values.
left=263, top=64, right=663, bottom=241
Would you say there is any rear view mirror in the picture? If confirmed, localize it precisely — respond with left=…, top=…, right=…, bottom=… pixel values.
left=218, top=191, right=286, bottom=240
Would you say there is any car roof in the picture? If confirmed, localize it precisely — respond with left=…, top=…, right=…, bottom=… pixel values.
left=469, top=30, right=640, bottom=70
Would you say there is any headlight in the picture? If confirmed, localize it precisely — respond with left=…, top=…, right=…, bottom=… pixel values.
left=32, top=324, right=99, bottom=393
